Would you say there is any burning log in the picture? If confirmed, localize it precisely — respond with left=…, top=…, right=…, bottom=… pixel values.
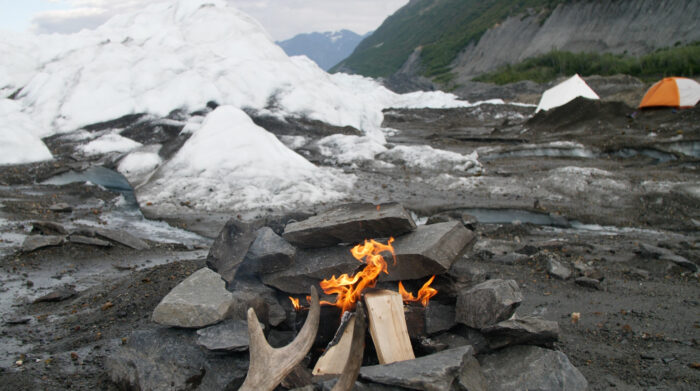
left=364, top=289, right=415, bottom=364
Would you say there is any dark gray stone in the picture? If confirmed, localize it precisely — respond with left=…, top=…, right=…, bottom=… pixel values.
left=360, top=345, right=475, bottom=391
left=481, top=316, right=559, bottom=349
left=198, top=354, right=247, bottom=391
left=106, top=328, right=207, bottom=391
left=448, top=258, right=487, bottom=284
left=206, top=218, right=256, bottom=283
left=636, top=243, right=698, bottom=272
left=21, top=235, right=65, bottom=252
left=318, top=380, right=408, bottom=391
left=384, top=221, right=475, bottom=282
left=425, top=302, right=457, bottom=335
left=196, top=319, right=249, bottom=351
left=479, top=345, right=588, bottom=391
left=49, top=203, right=73, bottom=213
left=575, top=276, right=602, bottom=290
left=456, top=279, right=523, bottom=329
left=261, top=245, right=361, bottom=294
left=71, top=226, right=97, bottom=237
left=282, top=202, right=416, bottom=248
left=228, top=278, right=287, bottom=327
left=457, top=354, right=488, bottom=391
left=33, top=285, right=77, bottom=303
left=95, top=228, right=149, bottom=250
left=247, top=227, right=296, bottom=274
left=426, top=211, right=478, bottom=230
left=491, top=252, right=529, bottom=265
left=31, top=221, right=67, bottom=235
left=546, top=256, right=572, bottom=280
left=69, top=234, right=112, bottom=247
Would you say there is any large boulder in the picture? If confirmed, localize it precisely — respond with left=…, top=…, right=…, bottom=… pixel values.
left=152, top=268, right=234, bottom=328
left=261, top=245, right=361, bottom=294
left=206, top=218, right=257, bottom=283
left=481, top=316, right=559, bottom=349
left=282, top=202, right=416, bottom=248
left=479, top=345, right=588, bottom=391
left=359, top=345, right=475, bottom=391
left=246, top=227, right=296, bottom=274
left=384, top=221, right=475, bottom=281
left=106, top=328, right=207, bottom=391
left=456, top=279, right=523, bottom=329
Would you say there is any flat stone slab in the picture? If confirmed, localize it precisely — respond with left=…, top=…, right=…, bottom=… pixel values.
left=49, top=203, right=73, bottom=213
left=22, top=235, right=65, bottom=252
left=456, top=279, right=523, bottom=329
left=481, top=316, right=559, bottom=349
left=425, top=302, right=457, bottom=335
left=34, top=285, right=78, bottom=303
left=360, top=345, right=475, bottom=391
left=383, top=221, right=475, bottom=281
left=206, top=218, right=257, bottom=283
left=95, top=228, right=149, bottom=250
left=636, top=243, right=698, bottom=272
left=196, top=319, right=250, bottom=351
left=479, top=345, right=588, bottom=391
left=69, top=235, right=112, bottom=247
left=282, top=202, right=416, bottom=248
left=247, top=227, right=296, bottom=274
left=152, top=268, right=234, bottom=328
left=261, top=245, right=361, bottom=294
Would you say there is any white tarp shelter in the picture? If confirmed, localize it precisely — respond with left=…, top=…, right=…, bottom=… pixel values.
left=535, top=74, right=600, bottom=113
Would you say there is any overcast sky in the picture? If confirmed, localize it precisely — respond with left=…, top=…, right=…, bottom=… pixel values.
left=0, top=0, right=409, bottom=41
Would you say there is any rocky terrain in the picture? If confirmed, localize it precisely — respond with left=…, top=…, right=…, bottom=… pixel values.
left=1, top=78, right=699, bottom=390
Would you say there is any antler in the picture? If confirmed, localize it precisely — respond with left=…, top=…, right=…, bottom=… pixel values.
left=331, top=302, right=366, bottom=391
left=239, top=286, right=320, bottom=391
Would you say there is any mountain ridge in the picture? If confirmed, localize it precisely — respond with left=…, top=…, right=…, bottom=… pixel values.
left=276, top=29, right=369, bottom=71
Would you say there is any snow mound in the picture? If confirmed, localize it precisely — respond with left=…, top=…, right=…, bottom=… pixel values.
left=136, top=106, right=354, bottom=212
left=0, top=99, right=53, bottom=165
left=378, top=145, right=482, bottom=173
left=79, top=133, right=142, bottom=156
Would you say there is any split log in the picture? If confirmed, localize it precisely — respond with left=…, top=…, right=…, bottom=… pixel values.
left=331, top=302, right=366, bottom=391
left=364, top=289, right=415, bottom=364
left=312, top=312, right=357, bottom=376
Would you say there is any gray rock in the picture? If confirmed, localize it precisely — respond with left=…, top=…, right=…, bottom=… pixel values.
left=492, top=252, right=529, bottom=265
left=95, top=228, right=149, bottom=250
left=71, top=225, right=96, bottom=237
left=247, top=227, right=296, bottom=274
left=575, top=276, right=602, bottom=290
left=456, top=279, right=523, bottom=329
left=198, top=354, right=248, bottom=391
left=282, top=202, right=416, bottom=248
left=261, top=245, right=361, bottom=294
left=426, top=211, right=478, bottom=230
left=425, top=302, right=457, bottom=335
left=206, top=218, right=256, bottom=283
left=21, top=235, right=65, bottom=252
left=385, top=221, right=475, bottom=281
left=196, top=319, right=249, bottom=351
left=106, top=328, right=207, bottom=391
left=479, top=345, right=588, bottom=391
left=360, top=345, right=475, bottom=391
left=34, top=285, right=77, bottom=303
left=152, top=268, right=234, bottom=328
left=448, top=258, right=487, bottom=284
left=69, top=234, right=112, bottom=247
left=49, top=203, right=73, bottom=213
left=31, top=221, right=68, bottom=235
left=636, top=243, right=698, bottom=272
left=432, top=328, right=489, bottom=355
left=457, top=354, right=488, bottom=391
left=546, top=256, right=572, bottom=280
left=481, top=316, right=559, bottom=349
left=228, top=279, right=287, bottom=327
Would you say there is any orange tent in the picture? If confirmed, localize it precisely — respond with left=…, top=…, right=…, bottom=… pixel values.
left=639, top=77, right=700, bottom=109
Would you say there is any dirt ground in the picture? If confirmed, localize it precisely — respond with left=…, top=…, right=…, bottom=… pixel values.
left=1, top=81, right=699, bottom=390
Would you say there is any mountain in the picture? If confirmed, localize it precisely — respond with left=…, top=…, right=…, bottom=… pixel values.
left=276, top=30, right=369, bottom=71
left=333, top=0, right=700, bottom=90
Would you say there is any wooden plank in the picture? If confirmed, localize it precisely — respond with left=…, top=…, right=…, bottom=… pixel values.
left=364, top=289, right=415, bottom=364
left=312, top=315, right=357, bottom=376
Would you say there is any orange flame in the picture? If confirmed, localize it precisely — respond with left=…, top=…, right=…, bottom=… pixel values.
left=399, top=275, right=438, bottom=306
left=320, top=238, right=396, bottom=313
left=289, top=296, right=301, bottom=311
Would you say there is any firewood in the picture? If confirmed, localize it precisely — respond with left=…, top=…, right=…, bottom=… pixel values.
left=313, top=312, right=357, bottom=376
left=364, top=289, right=415, bottom=364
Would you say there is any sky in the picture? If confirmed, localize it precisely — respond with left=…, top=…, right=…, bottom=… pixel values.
left=0, top=0, right=409, bottom=41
